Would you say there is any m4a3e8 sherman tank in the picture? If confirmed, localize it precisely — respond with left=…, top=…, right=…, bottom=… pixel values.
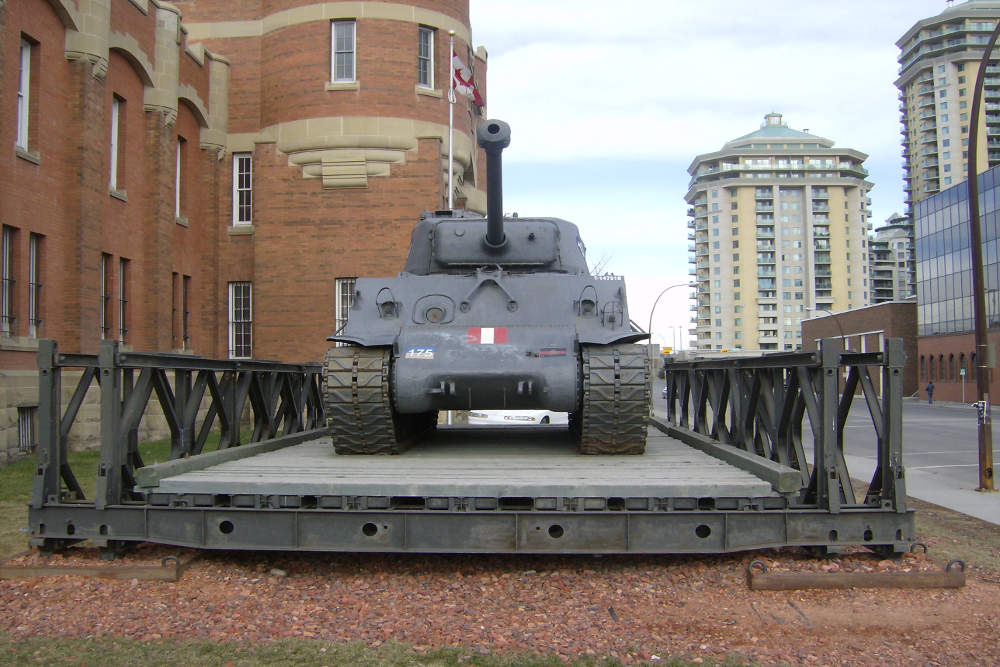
left=323, top=119, right=650, bottom=455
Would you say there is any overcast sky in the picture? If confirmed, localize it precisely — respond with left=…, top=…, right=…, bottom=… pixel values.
left=469, top=0, right=953, bottom=349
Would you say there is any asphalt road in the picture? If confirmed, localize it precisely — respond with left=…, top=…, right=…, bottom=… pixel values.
left=842, top=398, right=995, bottom=491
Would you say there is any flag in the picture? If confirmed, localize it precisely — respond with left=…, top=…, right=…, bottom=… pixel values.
left=452, top=50, right=484, bottom=107
left=467, top=327, right=507, bottom=344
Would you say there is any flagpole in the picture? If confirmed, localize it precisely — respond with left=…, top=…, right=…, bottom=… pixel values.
left=448, top=30, right=455, bottom=209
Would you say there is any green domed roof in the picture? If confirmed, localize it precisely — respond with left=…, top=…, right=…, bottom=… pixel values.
left=725, top=113, right=832, bottom=148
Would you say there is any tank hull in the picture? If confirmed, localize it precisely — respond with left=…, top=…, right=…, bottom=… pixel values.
left=393, top=325, right=579, bottom=413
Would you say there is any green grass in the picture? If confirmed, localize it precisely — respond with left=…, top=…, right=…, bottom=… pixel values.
left=0, top=634, right=749, bottom=667
left=0, top=432, right=238, bottom=559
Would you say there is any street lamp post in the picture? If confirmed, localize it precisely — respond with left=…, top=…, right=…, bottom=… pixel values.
left=648, top=283, right=696, bottom=348
left=807, top=306, right=846, bottom=349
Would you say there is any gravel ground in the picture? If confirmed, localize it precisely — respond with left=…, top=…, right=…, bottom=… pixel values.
left=2, top=544, right=998, bottom=664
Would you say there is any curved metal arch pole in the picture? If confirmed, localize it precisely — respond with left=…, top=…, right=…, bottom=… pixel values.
left=965, top=20, right=998, bottom=491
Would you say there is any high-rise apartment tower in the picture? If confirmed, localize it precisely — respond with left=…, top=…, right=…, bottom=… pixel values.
left=686, top=113, right=873, bottom=352
left=897, top=0, right=1000, bottom=210
left=869, top=213, right=917, bottom=303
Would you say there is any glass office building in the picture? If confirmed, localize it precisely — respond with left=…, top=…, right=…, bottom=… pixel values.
left=914, top=163, right=1000, bottom=403
left=915, top=165, right=1000, bottom=336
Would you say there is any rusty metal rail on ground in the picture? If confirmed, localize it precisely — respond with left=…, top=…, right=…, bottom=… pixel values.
left=0, top=550, right=199, bottom=582
left=747, top=558, right=966, bottom=590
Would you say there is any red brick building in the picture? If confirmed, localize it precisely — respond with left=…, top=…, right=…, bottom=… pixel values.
left=0, top=0, right=487, bottom=461
left=801, top=301, right=919, bottom=397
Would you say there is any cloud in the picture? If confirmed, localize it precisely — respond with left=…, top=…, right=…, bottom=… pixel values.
left=472, top=0, right=945, bottom=224
left=468, top=0, right=950, bottom=343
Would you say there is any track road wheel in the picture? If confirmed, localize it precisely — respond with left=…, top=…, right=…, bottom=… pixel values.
left=575, top=343, right=650, bottom=455
left=322, top=345, right=436, bottom=454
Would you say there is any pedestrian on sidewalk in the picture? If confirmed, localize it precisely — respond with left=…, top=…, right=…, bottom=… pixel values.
left=926, top=381, right=935, bottom=404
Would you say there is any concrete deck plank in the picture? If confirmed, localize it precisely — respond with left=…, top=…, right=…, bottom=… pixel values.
left=151, top=426, right=777, bottom=498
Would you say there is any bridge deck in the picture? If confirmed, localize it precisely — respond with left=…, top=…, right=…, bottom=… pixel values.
left=151, top=426, right=778, bottom=499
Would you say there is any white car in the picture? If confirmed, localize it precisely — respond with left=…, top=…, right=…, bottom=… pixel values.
left=466, top=410, right=569, bottom=426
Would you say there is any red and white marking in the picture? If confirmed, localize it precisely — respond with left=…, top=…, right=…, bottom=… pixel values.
left=467, top=327, right=508, bottom=344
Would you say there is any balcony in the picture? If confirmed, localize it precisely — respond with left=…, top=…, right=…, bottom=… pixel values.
left=755, top=203, right=774, bottom=212
left=755, top=228, right=775, bottom=239
left=810, top=190, right=829, bottom=199
left=811, top=203, right=830, bottom=212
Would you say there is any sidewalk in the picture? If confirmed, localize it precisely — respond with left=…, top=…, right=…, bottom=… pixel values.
left=844, top=453, right=998, bottom=526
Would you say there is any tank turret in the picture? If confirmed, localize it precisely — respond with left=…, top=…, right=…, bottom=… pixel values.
left=323, top=120, right=650, bottom=455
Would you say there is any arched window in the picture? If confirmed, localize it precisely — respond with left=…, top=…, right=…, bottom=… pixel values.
left=920, top=355, right=926, bottom=380
left=939, top=355, right=945, bottom=382
left=959, top=353, right=966, bottom=380
left=929, top=356, right=936, bottom=381
left=949, top=354, right=955, bottom=381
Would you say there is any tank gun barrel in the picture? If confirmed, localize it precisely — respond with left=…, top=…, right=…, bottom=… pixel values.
left=476, top=119, right=511, bottom=248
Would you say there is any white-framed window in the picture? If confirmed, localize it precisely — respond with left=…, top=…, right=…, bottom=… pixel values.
left=232, top=153, right=252, bottom=225
left=18, top=405, right=37, bottom=454
left=28, top=233, right=40, bottom=338
left=331, top=20, right=356, bottom=82
left=109, top=96, right=122, bottom=191
left=171, top=272, right=179, bottom=347
left=175, top=136, right=185, bottom=218
left=16, top=39, right=31, bottom=150
left=1, top=226, right=14, bottom=335
left=182, top=274, right=191, bottom=350
left=100, top=253, right=111, bottom=339
left=417, top=26, right=434, bottom=88
left=334, top=277, right=356, bottom=344
left=118, top=258, right=128, bottom=343
left=228, top=281, right=252, bottom=359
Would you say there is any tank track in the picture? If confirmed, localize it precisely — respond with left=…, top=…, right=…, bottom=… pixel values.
left=322, top=345, right=436, bottom=454
left=574, top=343, right=650, bottom=455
